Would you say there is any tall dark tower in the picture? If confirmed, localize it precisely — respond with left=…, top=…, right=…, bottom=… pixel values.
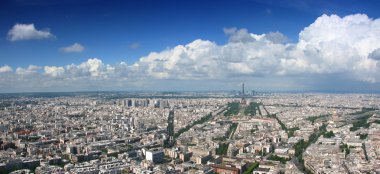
left=243, top=83, right=245, bottom=97
left=241, top=83, right=247, bottom=105
left=164, top=109, right=175, bottom=147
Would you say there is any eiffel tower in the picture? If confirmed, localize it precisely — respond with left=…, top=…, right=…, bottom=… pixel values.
left=241, top=83, right=247, bottom=106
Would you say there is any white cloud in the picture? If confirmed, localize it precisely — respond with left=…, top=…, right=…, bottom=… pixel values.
left=133, top=13, right=380, bottom=83
left=80, top=58, right=103, bottom=77
left=2, top=13, right=380, bottom=92
left=290, top=13, right=380, bottom=81
left=65, top=58, right=110, bottom=78
left=132, top=36, right=286, bottom=80
left=44, top=66, right=65, bottom=78
left=227, top=63, right=254, bottom=74
left=264, top=31, right=289, bottom=44
left=15, top=65, right=40, bottom=75
left=7, top=23, right=54, bottom=41
left=27, top=65, right=40, bottom=71
left=223, top=27, right=258, bottom=43
left=0, top=65, right=13, bottom=73
left=60, top=43, right=85, bottom=53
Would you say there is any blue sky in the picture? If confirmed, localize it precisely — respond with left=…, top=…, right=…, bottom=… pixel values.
left=2, top=0, right=379, bottom=67
left=1, top=0, right=380, bottom=92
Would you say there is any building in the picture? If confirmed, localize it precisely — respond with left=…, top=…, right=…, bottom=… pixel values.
left=146, top=149, right=164, bottom=164
left=209, top=164, right=240, bottom=174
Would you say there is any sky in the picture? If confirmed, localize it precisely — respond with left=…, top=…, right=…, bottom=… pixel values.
left=1, top=0, right=380, bottom=92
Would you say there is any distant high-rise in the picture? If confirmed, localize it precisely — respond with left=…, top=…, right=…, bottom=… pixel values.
left=164, top=109, right=175, bottom=147
left=251, top=90, right=256, bottom=96
left=159, top=100, right=169, bottom=109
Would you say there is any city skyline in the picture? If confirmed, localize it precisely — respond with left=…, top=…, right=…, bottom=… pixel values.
left=1, top=0, right=380, bottom=92
left=1, top=2, right=380, bottom=173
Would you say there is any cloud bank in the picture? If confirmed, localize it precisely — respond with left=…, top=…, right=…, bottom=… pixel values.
left=2, top=14, right=380, bottom=92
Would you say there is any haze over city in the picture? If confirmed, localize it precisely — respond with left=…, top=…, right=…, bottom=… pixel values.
left=1, top=0, right=380, bottom=92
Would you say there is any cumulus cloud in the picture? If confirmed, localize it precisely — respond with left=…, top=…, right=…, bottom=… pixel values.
left=15, top=65, right=40, bottom=75
left=0, top=65, right=13, bottom=73
left=7, top=23, right=54, bottom=41
left=1, top=13, right=380, bottom=92
left=122, top=13, right=380, bottom=83
left=64, top=58, right=123, bottom=79
left=264, top=31, right=289, bottom=44
left=293, top=14, right=380, bottom=81
left=65, top=59, right=102, bottom=78
left=78, top=58, right=103, bottom=77
left=60, top=43, right=85, bottom=53
left=44, top=66, right=65, bottom=78
left=223, top=27, right=258, bottom=43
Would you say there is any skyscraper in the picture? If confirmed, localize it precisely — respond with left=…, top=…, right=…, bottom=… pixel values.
left=164, top=109, right=175, bottom=147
